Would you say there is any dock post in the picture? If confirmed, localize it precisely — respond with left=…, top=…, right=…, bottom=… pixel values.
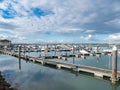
left=18, top=45, right=21, bottom=58
left=24, top=45, right=26, bottom=55
left=111, top=45, right=118, bottom=84
left=18, top=45, right=21, bottom=70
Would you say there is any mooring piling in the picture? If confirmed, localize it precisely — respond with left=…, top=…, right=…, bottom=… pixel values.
left=111, top=45, right=118, bottom=84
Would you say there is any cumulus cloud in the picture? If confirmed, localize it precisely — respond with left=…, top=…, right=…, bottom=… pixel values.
left=79, top=34, right=101, bottom=43
left=105, top=33, right=120, bottom=41
left=0, top=33, right=8, bottom=39
left=0, top=0, right=120, bottom=42
left=80, top=34, right=92, bottom=41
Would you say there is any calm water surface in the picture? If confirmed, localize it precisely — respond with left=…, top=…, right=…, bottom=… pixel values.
left=0, top=54, right=120, bottom=90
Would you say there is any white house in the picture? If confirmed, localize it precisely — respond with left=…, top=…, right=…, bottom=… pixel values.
left=0, top=39, right=11, bottom=49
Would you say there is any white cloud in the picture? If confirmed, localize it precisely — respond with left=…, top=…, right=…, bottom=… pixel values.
left=84, top=29, right=95, bottom=33
left=0, top=34, right=8, bottom=39
left=0, top=0, right=8, bottom=10
left=0, top=0, right=98, bottom=35
left=0, top=0, right=120, bottom=42
left=80, top=34, right=93, bottom=41
left=105, top=33, right=120, bottom=41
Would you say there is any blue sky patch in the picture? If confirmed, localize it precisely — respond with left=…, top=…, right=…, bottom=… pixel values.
left=1, top=9, right=15, bottom=18
left=0, top=3, right=17, bottom=19
left=0, top=0, right=3, bottom=2
left=32, top=8, right=54, bottom=17
left=0, top=31, right=13, bottom=35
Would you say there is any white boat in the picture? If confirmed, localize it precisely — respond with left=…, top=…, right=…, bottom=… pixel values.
left=103, top=49, right=112, bottom=53
left=80, top=49, right=89, bottom=54
left=118, top=50, right=120, bottom=55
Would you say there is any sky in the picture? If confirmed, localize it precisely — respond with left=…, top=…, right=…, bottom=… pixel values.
left=0, top=0, right=120, bottom=43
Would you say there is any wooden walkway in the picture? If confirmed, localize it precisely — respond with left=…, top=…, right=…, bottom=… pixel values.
left=0, top=50, right=120, bottom=79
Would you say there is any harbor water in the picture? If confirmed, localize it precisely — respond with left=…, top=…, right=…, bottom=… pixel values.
left=0, top=52, right=120, bottom=90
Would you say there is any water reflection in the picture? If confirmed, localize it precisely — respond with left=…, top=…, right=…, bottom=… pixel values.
left=1, top=54, right=120, bottom=90
left=112, top=84, right=117, bottom=90
left=19, top=58, right=21, bottom=70
left=111, top=81, right=120, bottom=90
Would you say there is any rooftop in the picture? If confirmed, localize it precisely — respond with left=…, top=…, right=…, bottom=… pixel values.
left=0, top=39, right=11, bottom=42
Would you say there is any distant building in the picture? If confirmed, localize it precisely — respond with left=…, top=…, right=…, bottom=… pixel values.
left=0, top=39, right=11, bottom=50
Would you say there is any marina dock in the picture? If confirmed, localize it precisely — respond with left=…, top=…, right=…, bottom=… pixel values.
left=0, top=50, right=120, bottom=81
